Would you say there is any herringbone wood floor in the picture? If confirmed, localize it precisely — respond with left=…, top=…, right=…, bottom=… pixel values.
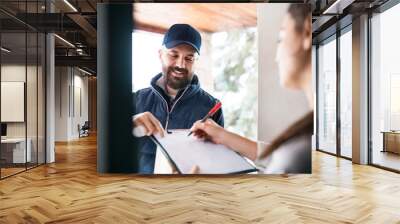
left=1, top=135, right=400, bottom=224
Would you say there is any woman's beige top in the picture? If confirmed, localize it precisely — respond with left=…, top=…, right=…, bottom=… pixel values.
left=255, top=133, right=312, bottom=174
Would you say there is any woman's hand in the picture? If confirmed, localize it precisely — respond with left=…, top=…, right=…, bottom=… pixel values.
left=190, top=119, right=226, bottom=145
left=191, top=118, right=258, bottom=161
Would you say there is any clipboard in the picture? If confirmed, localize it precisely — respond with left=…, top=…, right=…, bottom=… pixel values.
left=150, top=130, right=258, bottom=174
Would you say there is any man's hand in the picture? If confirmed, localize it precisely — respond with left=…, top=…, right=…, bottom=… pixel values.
left=172, top=165, right=200, bottom=174
left=132, top=112, right=165, bottom=137
left=189, top=165, right=200, bottom=174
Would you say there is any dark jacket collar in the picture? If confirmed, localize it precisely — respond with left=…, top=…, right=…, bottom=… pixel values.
left=150, top=73, right=201, bottom=104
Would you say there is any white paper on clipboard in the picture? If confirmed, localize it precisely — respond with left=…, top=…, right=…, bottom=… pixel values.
left=152, top=129, right=257, bottom=174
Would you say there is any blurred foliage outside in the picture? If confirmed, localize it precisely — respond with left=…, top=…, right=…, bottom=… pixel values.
left=211, top=27, right=258, bottom=139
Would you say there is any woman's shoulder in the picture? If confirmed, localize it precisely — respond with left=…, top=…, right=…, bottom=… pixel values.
left=255, top=111, right=314, bottom=174
left=256, top=133, right=311, bottom=173
left=283, top=132, right=312, bottom=149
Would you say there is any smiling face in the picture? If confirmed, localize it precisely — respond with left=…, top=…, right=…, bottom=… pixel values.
left=275, top=9, right=311, bottom=90
left=159, top=44, right=198, bottom=90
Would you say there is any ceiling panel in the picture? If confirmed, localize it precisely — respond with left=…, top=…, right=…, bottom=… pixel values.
left=133, top=3, right=257, bottom=33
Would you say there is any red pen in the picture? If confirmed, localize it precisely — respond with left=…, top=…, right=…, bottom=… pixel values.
left=187, top=101, right=222, bottom=136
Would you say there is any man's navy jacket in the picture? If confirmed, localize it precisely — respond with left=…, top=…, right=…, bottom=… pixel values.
left=134, top=73, right=224, bottom=173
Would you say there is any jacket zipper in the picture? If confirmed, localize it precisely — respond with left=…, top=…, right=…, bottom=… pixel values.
left=151, top=86, right=189, bottom=131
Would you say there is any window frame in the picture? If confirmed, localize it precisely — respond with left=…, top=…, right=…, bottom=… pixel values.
left=314, top=21, right=353, bottom=161
left=367, top=0, right=400, bottom=173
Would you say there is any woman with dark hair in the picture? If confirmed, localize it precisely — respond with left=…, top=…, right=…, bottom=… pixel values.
left=190, top=4, right=313, bottom=173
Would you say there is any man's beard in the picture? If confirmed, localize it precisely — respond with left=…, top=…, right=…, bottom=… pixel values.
left=164, top=66, right=192, bottom=90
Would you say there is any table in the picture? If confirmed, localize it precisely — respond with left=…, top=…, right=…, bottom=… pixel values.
left=1, top=138, right=32, bottom=164
left=381, top=131, right=400, bottom=154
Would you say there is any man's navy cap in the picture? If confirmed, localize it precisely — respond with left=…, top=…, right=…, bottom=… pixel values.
left=162, top=24, right=201, bottom=54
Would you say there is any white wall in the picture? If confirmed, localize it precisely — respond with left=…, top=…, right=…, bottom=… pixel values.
left=55, top=66, right=68, bottom=141
left=257, top=4, right=309, bottom=142
left=1, top=65, right=26, bottom=140
left=1, top=65, right=40, bottom=137
left=55, top=67, right=89, bottom=141
left=72, top=73, right=89, bottom=138
left=195, top=32, right=214, bottom=93
left=1, top=63, right=46, bottom=164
